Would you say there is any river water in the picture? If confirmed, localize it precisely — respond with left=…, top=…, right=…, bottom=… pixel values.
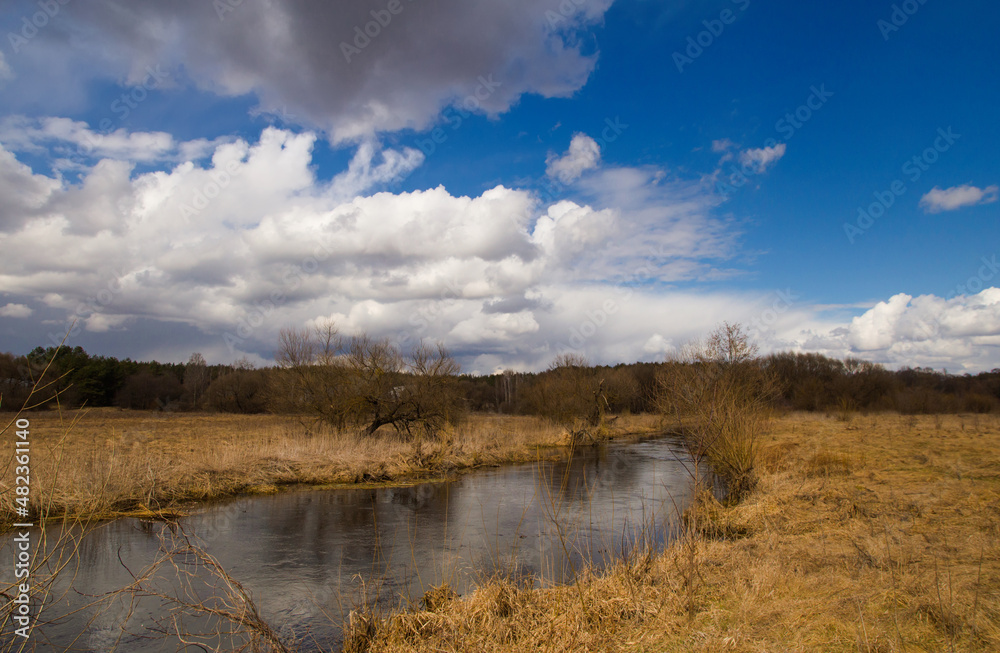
left=1, top=435, right=703, bottom=651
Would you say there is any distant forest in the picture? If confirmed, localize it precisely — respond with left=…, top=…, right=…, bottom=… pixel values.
left=2, top=344, right=998, bottom=416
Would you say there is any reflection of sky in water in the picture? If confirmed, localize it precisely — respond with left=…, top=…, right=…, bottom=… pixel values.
left=0, top=436, right=700, bottom=651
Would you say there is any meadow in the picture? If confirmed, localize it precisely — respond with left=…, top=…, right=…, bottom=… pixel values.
left=346, top=412, right=1000, bottom=652
left=0, top=409, right=661, bottom=531
left=1, top=410, right=998, bottom=652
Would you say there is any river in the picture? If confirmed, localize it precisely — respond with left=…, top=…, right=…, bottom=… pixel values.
left=1, top=434, right=704, bottom=651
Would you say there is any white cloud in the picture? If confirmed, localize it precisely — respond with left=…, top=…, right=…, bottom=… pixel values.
left=0, top=144, right=62, bottom=232
left=0, top=116, right=214, bottom=164
left=711, top=138, right=735, bottom=153
left=738, top=143, right=786, bottom=173
left=0, top=303, right=32, bottom=318
left=797, top=289, right=1000, bottom=372
left=42, top=0, right=614, bottom=143
left=10, top=123, right=997, bottom=373
left=919, top=184, right=999, bottom=213
left=0, top=51, right=12, bottom=82
left=328, top=140, right=425, bottom=202
left=546, top=133, right=602, bottom=184
left=0, top=125, right=744, bottom=368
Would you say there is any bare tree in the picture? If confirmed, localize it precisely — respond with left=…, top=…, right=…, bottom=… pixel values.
left=656, top=322, right=776, bottom=501
left=182, top=352, right=210, bottom=410
left=704, top=321, right=759, bottom=366
left=272, top=322, right=463, bottom=437
left=206, top=357, right=268, bottom=413
left=528, top=355, right=614, bottom=432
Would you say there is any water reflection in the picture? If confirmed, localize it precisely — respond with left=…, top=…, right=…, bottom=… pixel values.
left=0, top=435, right=701, bottom=651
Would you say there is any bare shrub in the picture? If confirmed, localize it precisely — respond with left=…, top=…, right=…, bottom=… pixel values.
left=656, top=322, right=777, bottom=501
left=205, top=358, right=269, bottom=414
left=272, top=321, right=463, bottom=437
left=182, top=352, right=211, bottom=410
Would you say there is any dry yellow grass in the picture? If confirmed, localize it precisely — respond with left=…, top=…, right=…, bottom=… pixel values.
left=0, top=409, right=662, bottom=531
left=350, top=412, right=1000, bottom=652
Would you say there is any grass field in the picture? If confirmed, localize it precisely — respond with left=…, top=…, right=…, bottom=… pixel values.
left=0, top=409, right=661, bottom=531
left=3, top=410, right=998, bottom=651
left=346, top=412, right=1000, bottom=652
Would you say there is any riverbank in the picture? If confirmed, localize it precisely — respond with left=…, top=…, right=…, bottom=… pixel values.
left=0, top=410, right=662, bottom=532
left=348, top=412, right=1000, bottom=652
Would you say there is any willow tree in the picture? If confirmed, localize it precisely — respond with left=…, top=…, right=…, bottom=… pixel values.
left=656, top=322, right=777, bottom=500
left=273, top=321, right=463, bottom=437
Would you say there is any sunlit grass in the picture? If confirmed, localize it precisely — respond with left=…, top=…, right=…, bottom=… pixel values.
left=0, top=410, right=662, bottom=531
left=348, top=412, right=1000, bottom=652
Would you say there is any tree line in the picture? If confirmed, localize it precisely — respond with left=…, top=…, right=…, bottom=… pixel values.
left=2, top=325, right=998, bottom=422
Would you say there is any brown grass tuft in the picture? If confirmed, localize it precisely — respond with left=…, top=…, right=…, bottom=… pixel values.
left=0, top=410, right=661, bottom=532
left=805, top=449, right=853, bottom=477
left=348, top=412, right=1000, bottom=652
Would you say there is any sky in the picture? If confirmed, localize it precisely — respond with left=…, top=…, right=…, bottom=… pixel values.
left=0, top=0, right=998, bottom=374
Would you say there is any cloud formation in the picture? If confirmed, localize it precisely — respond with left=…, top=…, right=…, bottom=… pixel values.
left=919, top=184, right=999, bottom=213
left=0, top=125, right=741, bottom=370
left=799, top=290, right=1000, bottom=372
left=546, top=133, right=601, bottom=184
left=4, top=121, right=997, bottom=373
left=738, top=144, right=786, bottom=174
left=711, top=138, right=735, bottom=153
left=0, top=303, right=32, bottom=318
left=0, top=51, right=12, bottom=82
left=46, top=0, right=613, bottom=142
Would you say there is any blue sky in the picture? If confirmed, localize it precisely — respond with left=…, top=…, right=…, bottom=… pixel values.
left=0, top=0, right=998, bottom=372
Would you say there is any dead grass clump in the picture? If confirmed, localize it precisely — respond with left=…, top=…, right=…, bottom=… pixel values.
left=420, top=584, right=458, bottom=612
left=470, top=578, right=528, bottom=624
left=0, top=410, right=661, bottom=531
left=682, top=489, right=751, bottom=540
left=806, top=450, right=852, bottom=477
left=352, top=412, right=1000, bottom=653
left=343, top=609, right=381, bottom=653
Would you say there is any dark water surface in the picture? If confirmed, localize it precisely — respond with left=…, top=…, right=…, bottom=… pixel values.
left=1, top=435, right=701, bottom=651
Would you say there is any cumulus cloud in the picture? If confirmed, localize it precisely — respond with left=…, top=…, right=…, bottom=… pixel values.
left=11, top=121, right=996, bottom=372
left=46, top=0, right=613, bottom=142
left=738, top=143, right=786, bottom=173
left=0, top=144, right=62, bottom=232
left=0, top=116, right=219, bottom=164
left=0, top=303, right=32, bottom=318
left=919, top=184, right=999, bottom=213
left=546, top=133, right=601, bottom=184
left=798, top=289, right=1000, bottom=372
left=0, top=124, right=747, bottom=369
